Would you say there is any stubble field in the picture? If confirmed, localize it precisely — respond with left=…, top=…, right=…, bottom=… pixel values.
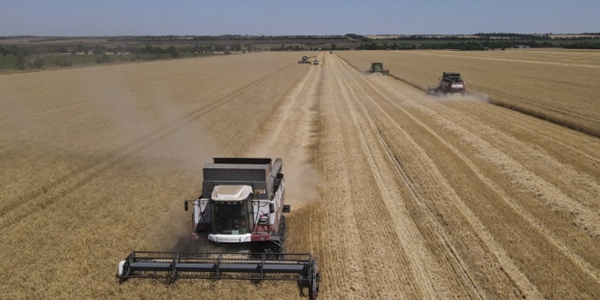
left=337, top=49, right=600, bottom=136
left=1, top=49, right=600, bottom=299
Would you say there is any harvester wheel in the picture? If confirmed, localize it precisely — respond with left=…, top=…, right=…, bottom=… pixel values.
left=261, top=239, right=284, bottom=260
left=309, top=268, right=320, bottom=300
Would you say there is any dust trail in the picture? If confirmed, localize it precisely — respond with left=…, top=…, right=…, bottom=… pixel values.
left=86, top=76, right=221, bottom=168
left=134, top=85, right=220, bottom=169
left=275, top=151, right=322, bottom=208
left=247, top=147, right=322, bottom=208
left=84, top=76, right=223, bottom=251
left=245, top=64, right=324, bottom=209
left=427, top=92, right=489, bottom=104
left=138, top=87, right=224, bottom=251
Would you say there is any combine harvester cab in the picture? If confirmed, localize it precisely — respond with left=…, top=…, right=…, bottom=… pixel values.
left=188, top=157, right=288, bottom=254
left=117, top=158, right=320, bottom=299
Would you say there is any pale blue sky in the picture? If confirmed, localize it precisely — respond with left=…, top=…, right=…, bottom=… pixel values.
left=1, top=0, right=598, bottom=36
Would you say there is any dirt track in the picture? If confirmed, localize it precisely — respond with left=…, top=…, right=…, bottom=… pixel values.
left=1, top=52, right=600, bottom=299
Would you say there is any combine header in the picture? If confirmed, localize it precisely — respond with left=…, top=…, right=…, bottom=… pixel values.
left=117, top=252, right=320, bottom=298
left=116, top=158, right=320, bottom=299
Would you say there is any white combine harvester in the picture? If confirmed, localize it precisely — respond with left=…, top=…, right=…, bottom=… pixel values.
left=117, top=158, right=320, bottom=299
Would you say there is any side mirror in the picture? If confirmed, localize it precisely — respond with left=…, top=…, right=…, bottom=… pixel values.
left=184, top=201, right=189, bottom=211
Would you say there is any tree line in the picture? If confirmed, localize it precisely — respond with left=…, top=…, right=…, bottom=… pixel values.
left=3, top=42, right=258, bottom=70
left=354, top=39, right=600, bottom=51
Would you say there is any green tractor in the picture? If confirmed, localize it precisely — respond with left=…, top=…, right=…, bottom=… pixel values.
left=367, top=62, right=389, bottom=75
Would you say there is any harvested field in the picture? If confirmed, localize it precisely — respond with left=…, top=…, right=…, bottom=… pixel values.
left=1, top=50, right=600, bottom=299
left=337, top=49, right=600, bottom=136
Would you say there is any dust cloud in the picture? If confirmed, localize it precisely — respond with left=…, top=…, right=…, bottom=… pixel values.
left=280, top=155, right=322, bottom=208
left=85, top=75, right=221, bottom=169
left=429, top=92, right=489, bottom=103
left=248, top=141, right=322, bottom=209
left=84, top=76, right=224, bottom=252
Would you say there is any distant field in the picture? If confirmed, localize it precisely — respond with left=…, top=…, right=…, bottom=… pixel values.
left=337, top=49, right=600, bottom=136
left=0, top=54, right=162, bottom=72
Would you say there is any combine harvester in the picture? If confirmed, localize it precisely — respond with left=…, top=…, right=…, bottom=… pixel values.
left=427, top=72, right=467, bottom=95
left=117, top=158, right=320, bottom=299
left=298, top=56, right=316, bottom=64
left=366, top=62, right=389, bottom=75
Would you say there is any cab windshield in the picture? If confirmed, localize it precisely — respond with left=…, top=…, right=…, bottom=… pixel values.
left=212, top=202, right=250, bottom=235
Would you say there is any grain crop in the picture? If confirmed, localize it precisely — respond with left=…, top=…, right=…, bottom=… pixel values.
left=337, top=49, right=600, bottom=136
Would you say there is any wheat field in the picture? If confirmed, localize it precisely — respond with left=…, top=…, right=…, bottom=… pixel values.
left=337, top=49, right=600, bottom=136
left=2, top=50, right=600, bottom=299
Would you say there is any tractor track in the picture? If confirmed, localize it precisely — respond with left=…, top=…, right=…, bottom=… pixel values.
left=0, top=62, right=296, bottom=231
left=429, top=100, right=600, bottom=225
left=375, top=78, right=600, bottom=238
left=304, top=56, right=482, bottom=298
left=326, top=55, right=598, bottom=298
left=331, top=57, right=485, bottom=299
left=449, top=100, right=600, bottom=171
left=351, top=82, right=540, bottom=298
left=333, top=55, right=418, bottom=298
left=356, top=63, right=600, bottom=297
left=337, top=52, right=600, bottom=138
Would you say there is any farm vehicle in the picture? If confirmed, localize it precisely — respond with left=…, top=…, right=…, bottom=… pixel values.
left=427, top=72, right=467, bottom=95
left=117, top=157, right=321, bottom=299
left=366, top=62, right=389, bottom=75
left=298, top=56, right=316, bottom=64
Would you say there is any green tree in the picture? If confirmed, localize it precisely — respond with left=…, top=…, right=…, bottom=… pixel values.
left=28, top=54, right=45, bottom=69
left=145, top=44, right=153, bottom=54
left=54, top=57, right=72, bottom=67
left=95, top=55, right=112, bottom=64
left=76, top=43, right=86, bottom=53
left=14, top=52, right=26, bottom=70
left=167, top=46, right=180, bottom=58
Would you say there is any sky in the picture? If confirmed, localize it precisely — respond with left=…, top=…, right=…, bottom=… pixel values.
left=1, top=0, right=598, bottom=36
